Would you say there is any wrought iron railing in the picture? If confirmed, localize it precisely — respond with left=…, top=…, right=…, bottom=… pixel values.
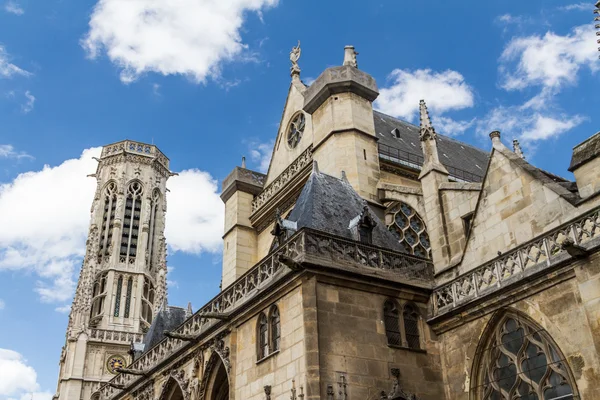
left=89, top=329, right=144, bottom=344
left=378, top=143, right=483, bottom=183
left=97, top=228, right=432, bottom=399
left=251, top=146, right=313, bottom=213
left=432, top=206, right=600, bottom=317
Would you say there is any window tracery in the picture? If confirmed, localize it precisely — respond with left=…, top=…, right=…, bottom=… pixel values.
left=141, top=277, right=154, bottom=326
left=287, top=112, right=305, bottom=149
left=121, top=181, right=143, bottom=264
left=383, top=300, right=422, bottom=350
left=113, top=276, right=123, bottom=317
left=386, top=202, right=431, bottom=258
left=91, top=272, right=108, bottom=321
left=99, top=182, right=117, bottom=262
left=472, top=311, right=576, bottom=400
left=257, top=305, right=281, bottom=360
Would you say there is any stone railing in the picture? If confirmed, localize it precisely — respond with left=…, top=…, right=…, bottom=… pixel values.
left=432, top=206, right=600, bottom=317
left=251, top=146, right=313, bottom=213
left=101, top=140, right=170, bottom=169
left=98, top=228, right=431, bottom=399
left=89, top=329, right=144, bottom=344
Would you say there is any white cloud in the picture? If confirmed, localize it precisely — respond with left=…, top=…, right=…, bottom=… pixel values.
left=557, top=3, right=591, bottom=11
left=375, top=69, right=474, bottom=122
left=0, top=349, right=49, bottom=399
left=21, top=91, right=35, bottom=114
left=0, top=144, right=32, bottom=160
left=0, top=148, right=224, bottom=305
left=4, top=1, right=23, bottom=15
left=164, top=170, right=224, bottom=254
left=54, top=304, right=71, bottom=314
left=0, top=45, right=30, bottom=78
left=500, top=25, right=598, bottom=91
left=496, top=13, right=530, bottom=26
left=82, top=0, right=278, bottom=83
left=249, top=140, right=273, bottom=173
left=432, top=116, right=476, bottom=136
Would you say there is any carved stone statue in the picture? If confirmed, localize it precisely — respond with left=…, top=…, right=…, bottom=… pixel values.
left=290, top=40, right=301, bottom=75
left=188, top=359, right=201, bottom=400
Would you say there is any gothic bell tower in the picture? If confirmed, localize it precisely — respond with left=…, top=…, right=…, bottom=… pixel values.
left=54, top=140, right=173, bottom=400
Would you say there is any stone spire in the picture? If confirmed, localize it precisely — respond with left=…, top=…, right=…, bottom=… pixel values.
left=343, top=45, right=358, bottom=68
left=513, top=139, right=525, bottom=159
left=419, top=100, right=437, bottom=141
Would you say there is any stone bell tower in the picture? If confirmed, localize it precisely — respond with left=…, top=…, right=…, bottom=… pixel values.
left=54, top=140, right=173, bottom=400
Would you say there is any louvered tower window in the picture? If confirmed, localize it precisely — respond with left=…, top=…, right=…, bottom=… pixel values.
left=98, top=182, right=117, bottom=262
left=472, top=311, right=577, bottom=400
left=270, top=306, right=281, bottom=352
left=141, top=277, right=155, bottom=326
left=121, top=182, right=143, bottom=264
left=147, top=189, right=161, bottom=271
left=124, top=277, right=133, bottom=318
left=257, top=312, right=269, bottom=360
left=403, top=303, right=420, bottom=349
left=384, top=300, right=401, bottom=346
left=386, top=202, right=431, bottom=258
left=113, top=276, right=123, bottom=317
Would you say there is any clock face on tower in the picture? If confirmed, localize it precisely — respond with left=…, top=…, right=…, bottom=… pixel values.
left=287, top=112, right=306, bottom=149
left=107, top=354, right=127, bottom=374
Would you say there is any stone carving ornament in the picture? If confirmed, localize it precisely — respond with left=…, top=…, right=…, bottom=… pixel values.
left=290, top=40, right=301, bottom=74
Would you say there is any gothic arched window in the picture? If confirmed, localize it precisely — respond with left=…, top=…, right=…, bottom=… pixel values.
left=403, top=303, right=421, bottom=350
left=386, top=202, right=431, bottom=258
left=113, top=276, right=123, bottom=317
left=99, top=182, right=117, bottom=262
left=257, top=312, right=269, bottom=360
left=147, top=189, right=161, bottom=271
left=90, top=272, right=108, bottom=321
left=472, top=310, right=577, bottom=400
left=120, top=181, right=143, bottom=264
left=141, top=277, right=154, bottom=327
left=270, top=306, right=281, bottom=352
left=384, top=300, right=401, bottom=346
left=124, top=277, right=133, bottom=318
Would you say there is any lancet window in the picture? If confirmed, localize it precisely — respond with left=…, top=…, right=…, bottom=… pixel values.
left=472, top=311, right=577, bottom=400
left=124, top=277, right=133, bottom=318
left=98, top=182, right=117, bottom=262
left=386, top=202, right=431, bottom=258
left=113, top=276, right=123, bottom=317
left=120, top=182, right=143, bottom=264
left=257, top=304, right=281, bottom=360
left=141, top=277, right=155, bottom=326
left=147, top=189, right=161, bottom=271
left=383, top=299, right=421, bottom=350
left=90, top=272, right=108, bottom=321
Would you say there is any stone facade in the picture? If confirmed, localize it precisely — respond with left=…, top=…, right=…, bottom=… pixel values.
left=60, top=45, right=600, bottom=400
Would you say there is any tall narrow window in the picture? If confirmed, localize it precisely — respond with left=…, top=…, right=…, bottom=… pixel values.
left=257, top=312, right=269, bottom=360
left=384, top=300, right=401, bottom=346
left=90, top=272, right=108, bottom=322
left=124, top=277, right=133, bottom=318
left=147, top=189, right=161, bottom=271
left=270, top=306, right=281, bottom=352
left=113, top=276, right=123, bottom=317
left=99, top=182, right=117, bottom=262
left=403, top=303, right=420, bottom=349
left=121, top=182, right=143, bottom=264
left=141, top=277, right=155, bottom=327
left=472, top=310, right=577, bottom=400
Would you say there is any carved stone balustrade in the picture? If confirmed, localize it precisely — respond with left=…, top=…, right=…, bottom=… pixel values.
left=89, top=329, right=144, bottom=344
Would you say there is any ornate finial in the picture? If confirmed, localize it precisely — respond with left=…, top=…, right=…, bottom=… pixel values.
left=419, top=100, right=436, bottom=141
left=241, top=156, right=246, bottom=169
left=512, top=139, right=525, bottom=159
left=186, top=302, right=193, bottom=318
left=343, top=45, right=358, bottom=68
left=312, top=160, right=319, bottom=173
left=290, top=40, right=301, bottom=76
left=290, top=379, right=297, bottom=400
left=489, top=131, right=501, bottom=146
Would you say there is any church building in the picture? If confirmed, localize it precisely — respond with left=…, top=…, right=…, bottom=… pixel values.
left=54, top=44, right=600, bottom=400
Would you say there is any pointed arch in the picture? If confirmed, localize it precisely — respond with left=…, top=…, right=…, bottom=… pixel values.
left=269, top=305, right=281, bottom=352
left=470, top=308, right=579, bottom=400
left=256, top=312, right=269, bottom=360
left=200, top=351, right=230, bottom=400
left=98, top=180, right=117, bottom=262
left=383, top=299, right=401, bottom=346
left=159, top=375, right=187, bottom=400
left=402, top=302, right=421, bottom=350
left=120, top=180, right=144, bottom=264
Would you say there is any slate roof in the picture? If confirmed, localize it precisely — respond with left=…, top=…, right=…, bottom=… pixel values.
left=142, top=304, right=188, bottom=354
left=288, top=166, right=404, bottom=252
left=374, top=111, right=490, bottom=182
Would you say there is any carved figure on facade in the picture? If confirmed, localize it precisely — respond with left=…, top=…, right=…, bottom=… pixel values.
left=290, top=40, right=301, bottom=75
left=188, top=358, right=201, bottom=400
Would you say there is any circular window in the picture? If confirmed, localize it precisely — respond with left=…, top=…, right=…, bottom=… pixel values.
left=387, top=202, right=431, bottom=259
left=287, top=113, right=305, bottom=149
left=106, top=354, right=127, bottom=374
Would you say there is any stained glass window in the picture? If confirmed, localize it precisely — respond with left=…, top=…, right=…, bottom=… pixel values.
left=287, top=113, right=305, bottom=149
left=270, top=306, right=281, bottom=352
left=473, top=312, right=576, bottom=400
left=113, top=276, right=123, bottom=317
left=386, top=202, right=431, bottom=258
left=384, top=300, right=401, bottom=346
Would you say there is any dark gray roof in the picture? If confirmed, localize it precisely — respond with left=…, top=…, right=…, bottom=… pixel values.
left=288, top=167, right=404, bottom=252
left=569, top=131, right=600, bottom=171
left=374, top=111, right=490, bottom=182
left=142, top=305, right=188, bottom=353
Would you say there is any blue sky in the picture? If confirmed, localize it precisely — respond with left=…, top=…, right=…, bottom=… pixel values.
left=0, top=0, right=598, bottom=397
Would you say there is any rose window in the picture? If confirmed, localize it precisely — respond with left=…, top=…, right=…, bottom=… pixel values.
left=386, top=202, right=431, bottom=258
left=287, top=113, right=305, bottom=149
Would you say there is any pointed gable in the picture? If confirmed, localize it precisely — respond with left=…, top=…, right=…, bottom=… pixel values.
left=459, top=135, right=579, bottom=274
